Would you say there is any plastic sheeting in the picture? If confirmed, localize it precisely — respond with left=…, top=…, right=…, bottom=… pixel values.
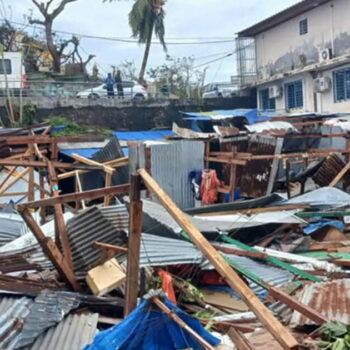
left=303, top=219, right=345, bottom=235
left=83, top=297, right=220, bottom=350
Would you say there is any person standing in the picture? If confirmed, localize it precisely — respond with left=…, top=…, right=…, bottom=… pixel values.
left=105, top=73, right=115, bottom=98
left=115, top=70, right=124, bottom=99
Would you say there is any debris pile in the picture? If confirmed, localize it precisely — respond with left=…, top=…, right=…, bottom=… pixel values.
left=0, top=114, right=349, bottom=349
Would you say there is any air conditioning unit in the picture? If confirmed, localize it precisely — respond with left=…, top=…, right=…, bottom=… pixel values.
left=319, top=48, right=333, bottom=62
left=314, top=77, right=331, bottom=93
left=269, top=85, right=282, bottom=99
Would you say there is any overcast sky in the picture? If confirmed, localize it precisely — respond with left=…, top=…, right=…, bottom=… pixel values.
left=6, top=0, right=299, bottom=83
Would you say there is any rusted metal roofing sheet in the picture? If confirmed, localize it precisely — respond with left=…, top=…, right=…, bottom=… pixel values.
left=290, top=279, right=350, bottom=327
left=27, top=313, right=98, bottom=350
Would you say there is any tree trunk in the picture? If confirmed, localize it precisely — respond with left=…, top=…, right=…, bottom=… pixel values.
left=45, top=20, right=61, bottom=73
left=138, top=21, right=154, bottom=87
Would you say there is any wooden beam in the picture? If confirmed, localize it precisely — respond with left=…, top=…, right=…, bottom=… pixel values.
left=124, top=174, right=143, bottom=317
left=227, top=327, right=255, bottom=350
left=268, top=286, right=328, bottom=325
left=0, top=168, right=29, bottom=195
left=104, top=173, right=112, bottom=207
left=213, top=245, right=268, bottom=259
left=18, top=183, right=130, bottom=209
left=57, top=157, right=129, bottom=180
left=93, top=241, right=128, bottom=253
left=0, top=135, right=51, bottom=145
left=28, top=145, right=35, bottom=202
left=329, top=160, right=350, bottom=187
left=39, top=171, right=46, bottom=224
left=18, top=207, right=81, bottom=292
left=195, top=204, right=309, bottom=217
left=205, top=156, right=247, bottom=166
left=47, top=162, right=73, bottom=269
left=138, top=169, right=299, bottom=350
left=71, top=153, right=114, bottom=175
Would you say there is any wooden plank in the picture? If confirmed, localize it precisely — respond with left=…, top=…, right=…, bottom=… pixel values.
left=71, top=153, right=115, bottom=175
left=0, top=166, right=17, bottom=188
left=104, top=173, right=112, bottom=207
left=196, top=204, right=309, bottom=217
left=268, top=286, right=328, bottom=325
left=138, top=168, right=299, bottom=350
left=0, top=168, right=30, bottom=195
left=93, top=241, right=128, bottom=253
left=18, top=207, right=82, bottom=292
left=227, top=327, right=255, bottom=350
left=205, top=156, right=247, bottom=166
left=0, top=135, right=51, bottom=145
left=267, top=137, right=283, bottom=195
left=39, top=172, right=46, bottom=224
left=18, top=183, right=130, bottom=209
left=75, top=171, right=85, bottom=210
left=213, top=245, right=268, bottom=259
left=329, top=160, right=350, bottom=187
left=47, top=161, right=73, bottom=269
left=57, top=157, right=129, bottom=180
left=124, top=174, right=143, bottom=317
left=28, top=145, right=35, bottom=202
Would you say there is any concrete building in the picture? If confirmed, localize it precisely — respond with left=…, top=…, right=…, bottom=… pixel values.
left=237, top=0, right=350, bottom=114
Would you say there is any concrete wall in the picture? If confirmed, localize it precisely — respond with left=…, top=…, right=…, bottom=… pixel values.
left=256, top=0, right=350, bottom=78
left=2, top=95, right=256, bottom=130
left=255, top=0, right=350, bottom=113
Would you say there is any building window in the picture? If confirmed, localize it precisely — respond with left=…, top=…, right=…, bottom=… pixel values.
left=334, top=69, right=350, bottom=102
left=259, top=89, right=276, bottom=110
left=0, top=59, right=11, bottom=75
left=285, top=80, right=303, bottom=109
left=299, top=18, right=308, bottom=35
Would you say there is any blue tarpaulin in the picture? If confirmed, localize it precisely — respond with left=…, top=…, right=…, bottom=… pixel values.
left=114, top=130, right=175, bottom=141
left=83, top=297, right=220, bottom=350
left=303, top=219, right=345, bottom=235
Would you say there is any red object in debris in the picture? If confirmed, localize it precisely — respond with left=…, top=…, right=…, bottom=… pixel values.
left=201, top=169, right=221, bottom=205
left=22, top=74, right=28, bottom=89
left=200, top=270, right=227, bottom=286
left=158, top=269, right=177, bottom=304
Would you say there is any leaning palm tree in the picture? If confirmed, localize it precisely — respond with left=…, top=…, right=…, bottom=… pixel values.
left=129, top=0, right=167, bottom=86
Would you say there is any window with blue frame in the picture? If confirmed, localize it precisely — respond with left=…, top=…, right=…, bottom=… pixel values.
left=285, top=80, right=303, bottom=109
left=299, top=19, right=308, bottom=35
left=334, top=69, right=350, bottom=102
left=259, top=88, right=276, bottom=111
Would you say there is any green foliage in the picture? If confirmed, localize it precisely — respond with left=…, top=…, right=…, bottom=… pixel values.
left=319, top=322, right=350, bottom=350
left=193, top=310, right=215, bottom=331
left=129, top=0, right=167, bottom=52
left=148, top=56, right=206, bottom=99
left=178, top=280, right=204, bottom=303
left=45, top=116, right=112, bottom=136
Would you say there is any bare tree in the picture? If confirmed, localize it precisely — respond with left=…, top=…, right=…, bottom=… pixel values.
left=29, top=0, right=79, bottom=72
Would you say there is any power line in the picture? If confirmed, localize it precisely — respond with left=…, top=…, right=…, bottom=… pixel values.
left=193, top=52, right=234, bottom=69
left=4, top=20, right=236, bottom=45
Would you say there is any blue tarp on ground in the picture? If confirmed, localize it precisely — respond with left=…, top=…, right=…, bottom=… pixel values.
left=114, top=130, right=175, bottom=141
left=303, top=219, right=345, bottom=235
left=83, top=298, right=220, bottom=350
left=60, top=148, right=101, bottom=159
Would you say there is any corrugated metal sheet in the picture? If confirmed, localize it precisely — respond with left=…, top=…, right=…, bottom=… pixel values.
left=67, top=206, right=127, bottom=278
left=290, top=279, right=350, bottom=327
left=139, top=234, right=293, bottom=297
left=149, top=140, right=205, bottom=209
left=100, top=204, right=129, bottom=231
left=27, top=313, right=98, bottom=350
left=245, top=121, right=297, bottom=133
left=0, top=297, right=33, bottom=349
left=0, top=213, right=28, bottom=246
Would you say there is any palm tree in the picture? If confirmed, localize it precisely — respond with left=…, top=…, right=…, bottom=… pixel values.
left=129, top=0, right=167, bottom=86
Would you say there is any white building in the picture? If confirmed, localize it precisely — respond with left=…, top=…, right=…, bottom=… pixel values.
left=237, top=0, right=350, bottom=114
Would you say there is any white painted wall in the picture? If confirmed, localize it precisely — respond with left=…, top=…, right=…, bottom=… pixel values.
left=255, top=0, right=350, bottom=113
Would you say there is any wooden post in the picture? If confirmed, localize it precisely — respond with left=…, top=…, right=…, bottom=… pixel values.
left=138, top=169, right=299, bottom=350
left=19, top=207, right=81, bottom=292
left=39, top=171, right=46, bottom=224
left=104, top=173, right=112, bottom=207
left=124, top=174, right=143, bottom=317
left=285, top=160, right=291, bottom=199
left=329, top=160, right=350, bottom=187
left=28, top=145, right=35, bottom=202
left=229, top=146, right=237, bottom=201
left=47, top=161, right=74, bottom=269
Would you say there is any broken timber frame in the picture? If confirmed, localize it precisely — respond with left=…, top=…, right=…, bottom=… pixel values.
left=18, top=207, right=81, bottom=292
left=124, top=174, right=143, bottom=317
left=138, top=168, right=299, bottom=350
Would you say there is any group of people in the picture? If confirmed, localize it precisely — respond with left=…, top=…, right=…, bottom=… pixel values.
left=105, top=70, right=124, bottom=98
